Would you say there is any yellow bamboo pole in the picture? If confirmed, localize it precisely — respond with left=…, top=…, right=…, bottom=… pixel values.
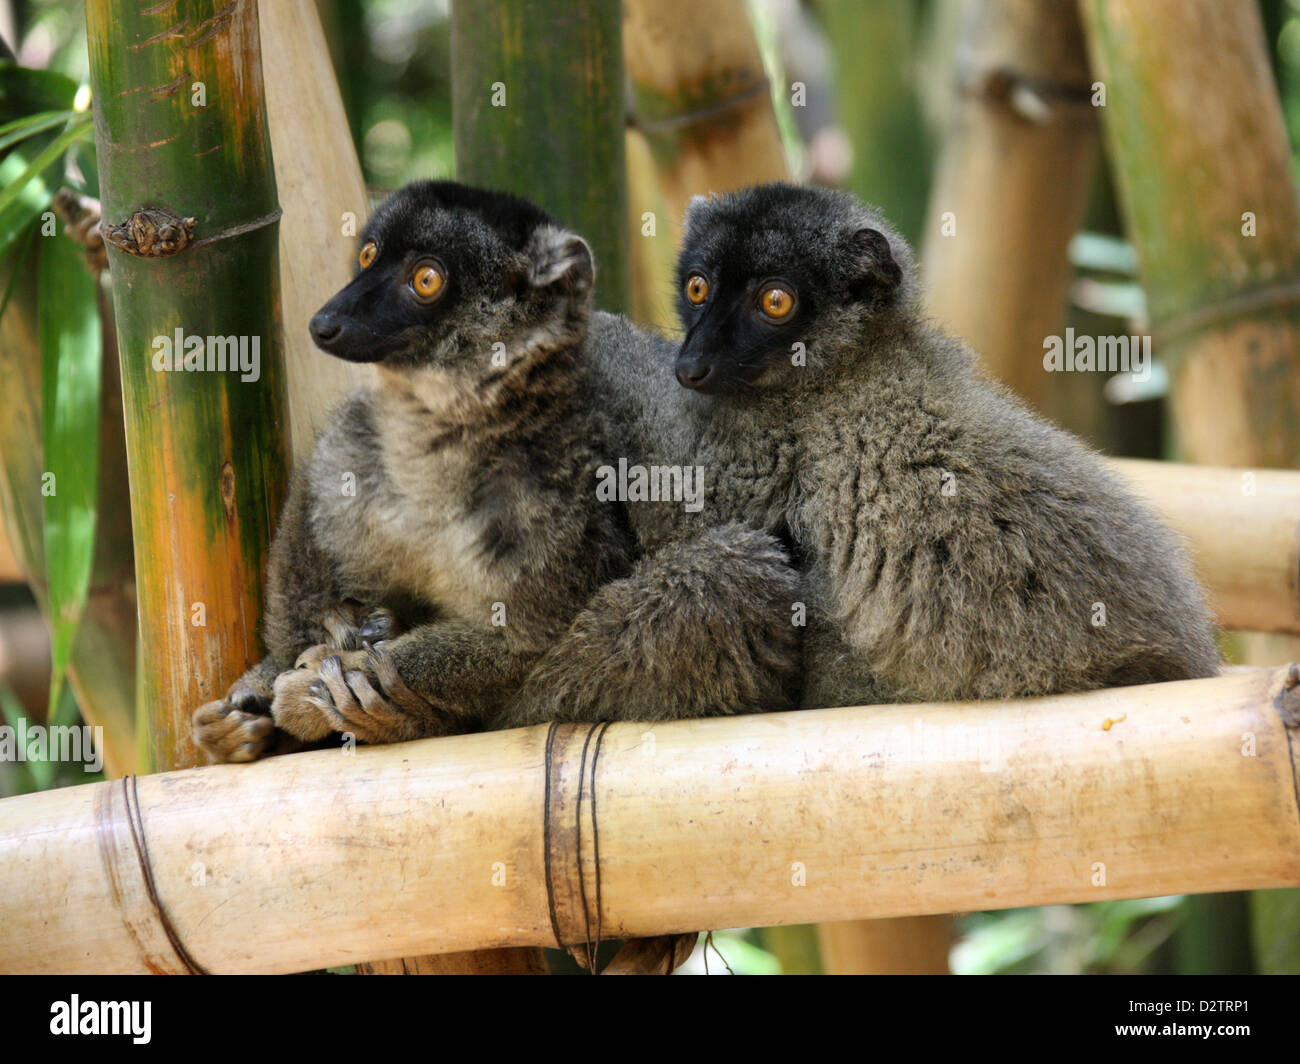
left=261, top=0, right=371, bottom=463
left=623, top=0, right=788, bottom=229
left=2, top=666, right=1296, bottom=974
left=920, top=0, right=1098, bottom=409
left=262, top=0, right=533, bottom=977
left=816, top=917, right=952, bottom=976
left=0, top=523, right=19, bottom=582
left=1110, top=459, right=1300, bottom=635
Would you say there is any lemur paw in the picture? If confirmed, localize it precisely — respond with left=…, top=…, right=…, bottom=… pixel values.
left=274, top=645, right=440, bottom=746
left=271, top=665, right=339, bottom=742
left=193, top=681, right=277, bottom=763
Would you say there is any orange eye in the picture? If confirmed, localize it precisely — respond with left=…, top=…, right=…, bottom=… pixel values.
left=359, top=241, right=378, bottom=269
left=759, top=285, right=795, bottom=320
left=411, top=262, right=446, bottom=302
left=685, top=273, right=709, bottom=305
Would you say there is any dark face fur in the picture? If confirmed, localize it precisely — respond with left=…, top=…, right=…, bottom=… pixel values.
left=310, top=180, right=593, bottom=371
left=674, top=183, right=911, bottom=394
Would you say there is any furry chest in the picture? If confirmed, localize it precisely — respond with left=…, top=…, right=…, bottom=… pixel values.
left=321, top=488, right=500, bottom=625
left=695, top=434, right=798, bottom=532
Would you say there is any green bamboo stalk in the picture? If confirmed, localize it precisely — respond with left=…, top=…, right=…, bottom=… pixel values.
left=448, top=0, right=627, bottom=977
left=821, top=0, right=933, bottom=244
left=451, top=0, right=628, bottom=314
left=85, top=0, right=288, bottom=772
left=1078, top=0, right=1300, bottom=468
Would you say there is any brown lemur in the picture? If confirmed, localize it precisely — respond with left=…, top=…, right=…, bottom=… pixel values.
left=556, top=182, right=1217, bottom=712
left=193, top=181, right=801, bottom=763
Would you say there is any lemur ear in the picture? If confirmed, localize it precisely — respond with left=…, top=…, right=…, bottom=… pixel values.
left=847, top=226, right=903, bottom=293
left=527, top=226, right=595, bottom=293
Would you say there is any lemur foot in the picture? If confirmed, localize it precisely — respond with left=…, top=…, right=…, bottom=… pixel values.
left=193, top=679, right=302, bottom=763
left=273, top=644, right=442, bottom=746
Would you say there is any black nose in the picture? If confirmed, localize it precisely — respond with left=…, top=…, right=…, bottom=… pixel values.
left=309, top=312, right=341, bottom=346
left=675, top=358, right=713, bottom=389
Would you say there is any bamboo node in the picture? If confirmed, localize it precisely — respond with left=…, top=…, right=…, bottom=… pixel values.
left=956, top=67, right=1094, bottom=124
left=1150, top=279, right=1300, bottom=350
left=1272, top=662, right=1300, bottom=728
left=628, top=78, right=772, bottom=137
left=103, top=207, right=196, bottom=258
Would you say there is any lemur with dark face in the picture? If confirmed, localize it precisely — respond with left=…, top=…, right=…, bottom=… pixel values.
left=560, top=182, right=1217, bottom=711
left=194, top=181, right=801, bottom=762
left=665, top=182, right=1218, bottom=705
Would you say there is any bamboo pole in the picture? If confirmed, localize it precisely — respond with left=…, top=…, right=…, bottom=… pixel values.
left=920, top=0, right=1099, bottom=408
left=1109, top=459, right=1300, bottom=635
left=3, top=667, right=1296, bottom=975
left=85, top=0, right=289, bottom=773
left=260, top=0, right=371, bottom=464
left=356, top=951, right=547, bottom=976
left=820, top=0, right=933, bottom=243
left=0, top=523, right=19, bottom=582
left=1078, top=0, right=1300, bottom=471
left=447, top=0, right=630, bottom=975
left=816, top=917, right=952, bottom=976
left=623, top=0, right=788, bottom=235
left=450, top=0, right=628, bottom=314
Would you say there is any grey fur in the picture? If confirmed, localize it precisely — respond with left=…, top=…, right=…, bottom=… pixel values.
left=547, top=184, right=1218, bottom=711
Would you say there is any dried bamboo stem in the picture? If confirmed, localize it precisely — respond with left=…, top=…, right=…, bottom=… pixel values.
left=921, top=0, right=1098, bottom=408
left=260, top=0, right=372, bottom=464
left=1110, top=459, right=1300, bottom=634
left=2, top=667, right=1297, bottom=975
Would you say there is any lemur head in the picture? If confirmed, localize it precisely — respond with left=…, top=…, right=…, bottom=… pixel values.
left=673, top=182, right=916, bottom=394
left=309, top=180, right=594, bottom=373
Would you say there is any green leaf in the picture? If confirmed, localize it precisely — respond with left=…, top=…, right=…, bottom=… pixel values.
left=0, top=114, right=91, bottom=220
left=0, top=681, right=50, bottom=794
left=0, top=62, right=78, bottom=121
left=0, top=109, right=79, bottom=154
left=39, top=231, right=101, bottom=733
left=0, top=146, right=57, bottom=256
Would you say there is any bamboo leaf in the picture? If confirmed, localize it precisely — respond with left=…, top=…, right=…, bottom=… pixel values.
left=0, top=62, right=78, bottom=117
left=0, top=148, right=57, bottom=256
left=0, top=115, right=91, bottom=220
left=0, top=110, right=79, bottom=153
left=0, top=681, right=49, bottom=794
left=38, top=230, right=101, bottom=731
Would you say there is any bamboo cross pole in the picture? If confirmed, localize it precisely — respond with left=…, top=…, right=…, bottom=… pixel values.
left=1110, top=459, right=1300, bottom=635
left=2, top=666, right=1297, bottom=975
